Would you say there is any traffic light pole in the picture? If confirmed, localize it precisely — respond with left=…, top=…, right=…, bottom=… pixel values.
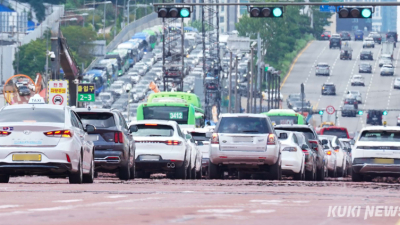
left=234, top=56, right=238, bottom=113
left=249, top=46, right=254, bottom=113
left=228, top=51, right=232, bottom=113
left=154, top=2, right=400, bottom=7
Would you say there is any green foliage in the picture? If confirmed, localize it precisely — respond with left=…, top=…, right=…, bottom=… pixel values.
left=13, top=36, right=48, bottom=79
left=61, top=26, right=97, bottom=68
left=236, top=4, right=331, bottom=75
left=188, top=20, right=211, bottom=32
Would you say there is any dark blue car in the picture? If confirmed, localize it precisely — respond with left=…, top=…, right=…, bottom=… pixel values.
left=354, top=30, right=364, bottom=41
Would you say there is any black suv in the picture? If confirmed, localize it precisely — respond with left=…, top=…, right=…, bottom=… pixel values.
left=360, top=50, right=373, bottom=60
left=386, top=31, right=397, bottom=42
left=274, top=125, right=326, bottom=181
left=366, top=110, right=383, bottom=125
left=342, top=105, right=357, bottom=117
left=340, top=31, right=351, bottom=41
left=74, top=108, right=136, bottom=180
left=321, top=83, right=336, bottom=95
left=329, top=37, right=341, bottom=49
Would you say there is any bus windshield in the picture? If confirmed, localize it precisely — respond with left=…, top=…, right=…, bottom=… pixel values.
left=268, top=115, right=298, bottom=125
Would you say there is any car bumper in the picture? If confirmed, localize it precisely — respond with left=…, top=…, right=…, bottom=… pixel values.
left=281, top=154, right=301, bottom=174
left=325, top=156, right=335, bottom=171
left=135, top=158, right=184, bottom=171
left=209, top=144, right=279, bottom=166
left=353, top=163, right=400, bottom=175
left=0, top=163, right=72, bottom=176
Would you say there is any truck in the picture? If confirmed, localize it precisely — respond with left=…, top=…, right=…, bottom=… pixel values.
left=381, top=42, right=395, bottom=59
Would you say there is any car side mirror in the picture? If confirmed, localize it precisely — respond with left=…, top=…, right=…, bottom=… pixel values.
left=205, top=132, right=212, bottom=138
left=321, top=139, right=328, bottom=145
left=129, top=125, right=138, bottom=133
left=185, top=134, right=192, bottom=140
left=84, top=124, right=96, bottom=133
left=196, top=141, right=204, bottom=146
left=278, top=133, right=288, bottom=139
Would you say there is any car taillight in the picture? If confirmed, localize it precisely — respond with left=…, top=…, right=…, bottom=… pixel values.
left=283, top=147, right=297, bottom=152
left=334, top=149, right=339, bottom=153
left=367, top=114, right=369, bottom=119
left=326, top=151, right=332, bottom=155
left=114, top=132, right=124, bottom=143
left=328, top=35, right=331, bottom=37
left=166, top=140, right=181, bottom=145
left=267, top=134, right=275, bottom=145
left=0, top=131, right=11, bottom=137
left=211, top=133, right=219, bottom=144
left=44, top=130, right=72, bottom=138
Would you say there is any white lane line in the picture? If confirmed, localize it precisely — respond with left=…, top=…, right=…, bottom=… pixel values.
left=197, top=209, right=244, bottom=213
left=105, top=195, right=127, bottom=199
left=385, top=45, right=400, bottom=111
left=250, top=209, right=276, bottom=214
left=53, top=199, right=83, bottom=203
left=0, top=205, right=20, bottom=209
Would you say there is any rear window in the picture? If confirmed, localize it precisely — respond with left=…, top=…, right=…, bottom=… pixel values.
left=275, top=127, right=315, bottom=140
left=269, top=116, right=298, bottom=125
left=0, top=108, right=65, bottom=123
left=191, top=132, right=209, bottom=141
left=76, top=112, right=116, bottom=128
left=131, top=124, right=174, bottom=137
left=359, top=131, right=400, bottom=142
left=217, top=117, right=270, bottom=134
left=322, top=128, right=349, bottom=138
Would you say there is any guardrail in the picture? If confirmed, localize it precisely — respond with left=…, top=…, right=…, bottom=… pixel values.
left=84, top=12, right=161, bottom=73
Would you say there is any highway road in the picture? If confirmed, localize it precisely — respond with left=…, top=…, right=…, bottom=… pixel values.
left=281, top=40, right=400, bottom=133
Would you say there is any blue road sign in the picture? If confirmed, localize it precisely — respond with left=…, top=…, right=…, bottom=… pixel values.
left=319, top=5, right=337, bottom=12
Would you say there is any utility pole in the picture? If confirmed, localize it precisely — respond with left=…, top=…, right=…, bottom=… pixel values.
left=249, top=46, right=254, bottom=113
left=234, top=55, right=238, bottom=113
left=127, top=0, right=130, bottom=24
left=253, top=64, right=257, bottom=113
left=259, top=66, right=263, bottom=113
left=246, top=60, right=251, bottom=113
left=228, top=51, right=232, bottom=113
left=114, top=2, right=117, bottom=38
left=267, top=72, right=271, bottom=111
left=278, top=75, right=281, bottom=109
left=93, top=1, right=95, bottom=31
left=103, top=0, right=106, bottom=39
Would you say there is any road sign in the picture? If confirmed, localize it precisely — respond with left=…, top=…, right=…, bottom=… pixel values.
left=78, top=83, right=95, bottom=102
left=326, top=105, right=336, bottom=115
left=48, top=80, right=69, bottom=106
left=319, top=5, right=337, bottom=12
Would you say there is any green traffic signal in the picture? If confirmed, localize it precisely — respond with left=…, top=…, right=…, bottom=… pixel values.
left=250, top=7, right=283, bottom=18
left=319, top=110, right=324, bottom=115
left=180, top=8, right=190, bottom=18
left=272, top=7, right=283, bottom=17
left=383, top=111, right=388, bottom=116
left=361, top=8, right=372, bottom=18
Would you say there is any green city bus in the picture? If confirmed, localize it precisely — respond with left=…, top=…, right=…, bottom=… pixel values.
left=105, top=50, right=130, bottom=76
left=136, top=102, right=204, bottom=126
left=147, top=92, right=202, bottom=108
left=262, top=109, right=306, bottom=125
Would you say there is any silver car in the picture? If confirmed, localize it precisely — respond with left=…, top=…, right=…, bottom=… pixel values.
left=315, top=63, right=330, bottom=76
left=394, top=77, right=400, bottom=89
left=0, top=100, right=96, bottom=184
left=380, top=64, right=394, bottom=76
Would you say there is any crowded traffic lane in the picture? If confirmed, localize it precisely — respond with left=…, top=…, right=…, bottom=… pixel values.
left=0, top=176, right=399, bottom=225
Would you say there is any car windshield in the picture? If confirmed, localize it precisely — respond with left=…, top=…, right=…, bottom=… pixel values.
left=275, top=127, right=316, bottom=140
left=131, top=124, right=174, bottom=137
left=217, top=117, right=270, bottom=134
left=190, top=132, right=209, bottom=141
left=359, top=131, right=400, bottom=142
left=322, top=128, right=348, bottom=138
left=0, top=108, right=65, bottom=123
left=76, top=112, right=116, bottom=128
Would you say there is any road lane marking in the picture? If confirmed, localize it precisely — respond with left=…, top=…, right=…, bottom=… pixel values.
left=0, top=205, right=20, bottom=209
left=197, top=209, right=243, bottom=213
left=53, top=199, right=83, bottom=203
left=280, top=40, right=314, bottom=89
left=106, top=195, right=127, bottom=199
left=250, top=209, right=276, bottom=214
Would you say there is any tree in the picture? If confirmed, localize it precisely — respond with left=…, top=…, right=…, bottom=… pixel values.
left=13, top=38, right=47, bottom=79
left=61, top=26, right=97, bottom=67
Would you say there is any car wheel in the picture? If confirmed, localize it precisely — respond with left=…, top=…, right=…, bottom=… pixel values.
left=0, top=174, right=9, bottom=183
left=176, top=160, right=187, bottom=179
left=69, top=155, right=83, bottom=184
left=191, top=164, right=196, bottom=180
left=186, top=160, right=192, bottom=179
left=82, top=154, right=95, bottom=183
left=316, top=162, right=325, bottom=181
left=293, top=162, right=305, bottom=181
left=269, top=155, right=282, bottom=180
left=196, top=166, right=203, bottom=179
left=130, top=160, right=136, bottom=179
left=208, top=159, right=220, bottom=179
left=118, top=157, right=131, bottom=181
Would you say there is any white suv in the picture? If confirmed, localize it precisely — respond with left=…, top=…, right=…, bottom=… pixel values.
left=352, top=126, right=400, bottom=182
left=207, top=114, right=281, bottom=180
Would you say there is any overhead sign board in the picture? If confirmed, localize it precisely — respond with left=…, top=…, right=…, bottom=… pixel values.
left=78, top=83, right=95, bottom=102
left=319, top=5, right=337, bottom=12
left=48, top=80, right=69, bottom=106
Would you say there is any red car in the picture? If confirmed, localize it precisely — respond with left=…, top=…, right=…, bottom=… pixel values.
left=317, top=126, right=350, bottom=139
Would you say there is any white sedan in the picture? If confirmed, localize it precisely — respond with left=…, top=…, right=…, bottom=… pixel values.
left=394, top=78, right=400, bottom=89
left=129, top=120, right=194, bottom=179
left=350, top=75, right=365, bottom=86
left=347, top=90, right=363, bottom=103
left=0, top=96, right=96, bottom=184
left=319, top=135, right=347, bottom=177
left=380, top=64, right=394, bottom=76
left=276, top=130, right=305, bottom=180
left=319, top=136, right=338, bottom=177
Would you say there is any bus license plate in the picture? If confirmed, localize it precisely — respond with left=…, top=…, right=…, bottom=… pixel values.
left=374, top=158, right=394, bottom=164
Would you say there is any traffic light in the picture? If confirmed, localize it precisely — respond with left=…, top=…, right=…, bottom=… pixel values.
left=358, top=110, right=363, bottom=115
left=383, top=111, right=388, bottom=116
left=338, top=8, right=372, bottom=18
left=158, top=7, right=191, bottom=18
left=250, top=7, right=283, bottom=18
left=319, top=110, right=324, bottom=115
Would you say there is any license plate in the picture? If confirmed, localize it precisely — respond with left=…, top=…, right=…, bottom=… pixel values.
left=140, top=155, right=160, bottom=161
left=374, top=158, right=394, bottom=164
left=12, top=154, right=41, bottom=161
left=234, top=137, right=253, bottom=142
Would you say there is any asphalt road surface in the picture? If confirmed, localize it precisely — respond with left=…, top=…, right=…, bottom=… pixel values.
left=1, top=176, right=400, bottom=225
left=281, top=40, right=400, bottom=133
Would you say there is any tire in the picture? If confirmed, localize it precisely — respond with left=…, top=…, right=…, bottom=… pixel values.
left=316, top=162, right=325, bottom=181
left=191, top=166, right=196, bottom=180
left=351, top=171, right=362, bottom=182
left=305, top=163, right=316, bottom=181
left=269, top=155, right=282, bottom=180
left=208, top=159, right=220, bottom=179
left=130, top=161, right=136, bottom=179
left=82, top=155, right=95, bottom=183
left=175, top=161, right=187, bottom=180
left=186, top=160, right=192, bottom=179
left=337, top=166, right=345, bottom=177
left=293, top=163, right=305, bottom=181
left=118, top=158, right=131, bottom=181
left=196, top=166, right=202, bottom=179
left=69, top=155, right=83, bottom=184
left=0, top=175, right=9, bottom=183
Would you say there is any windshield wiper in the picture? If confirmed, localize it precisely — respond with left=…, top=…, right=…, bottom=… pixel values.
left=242, top=130, right=259, bottom=133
